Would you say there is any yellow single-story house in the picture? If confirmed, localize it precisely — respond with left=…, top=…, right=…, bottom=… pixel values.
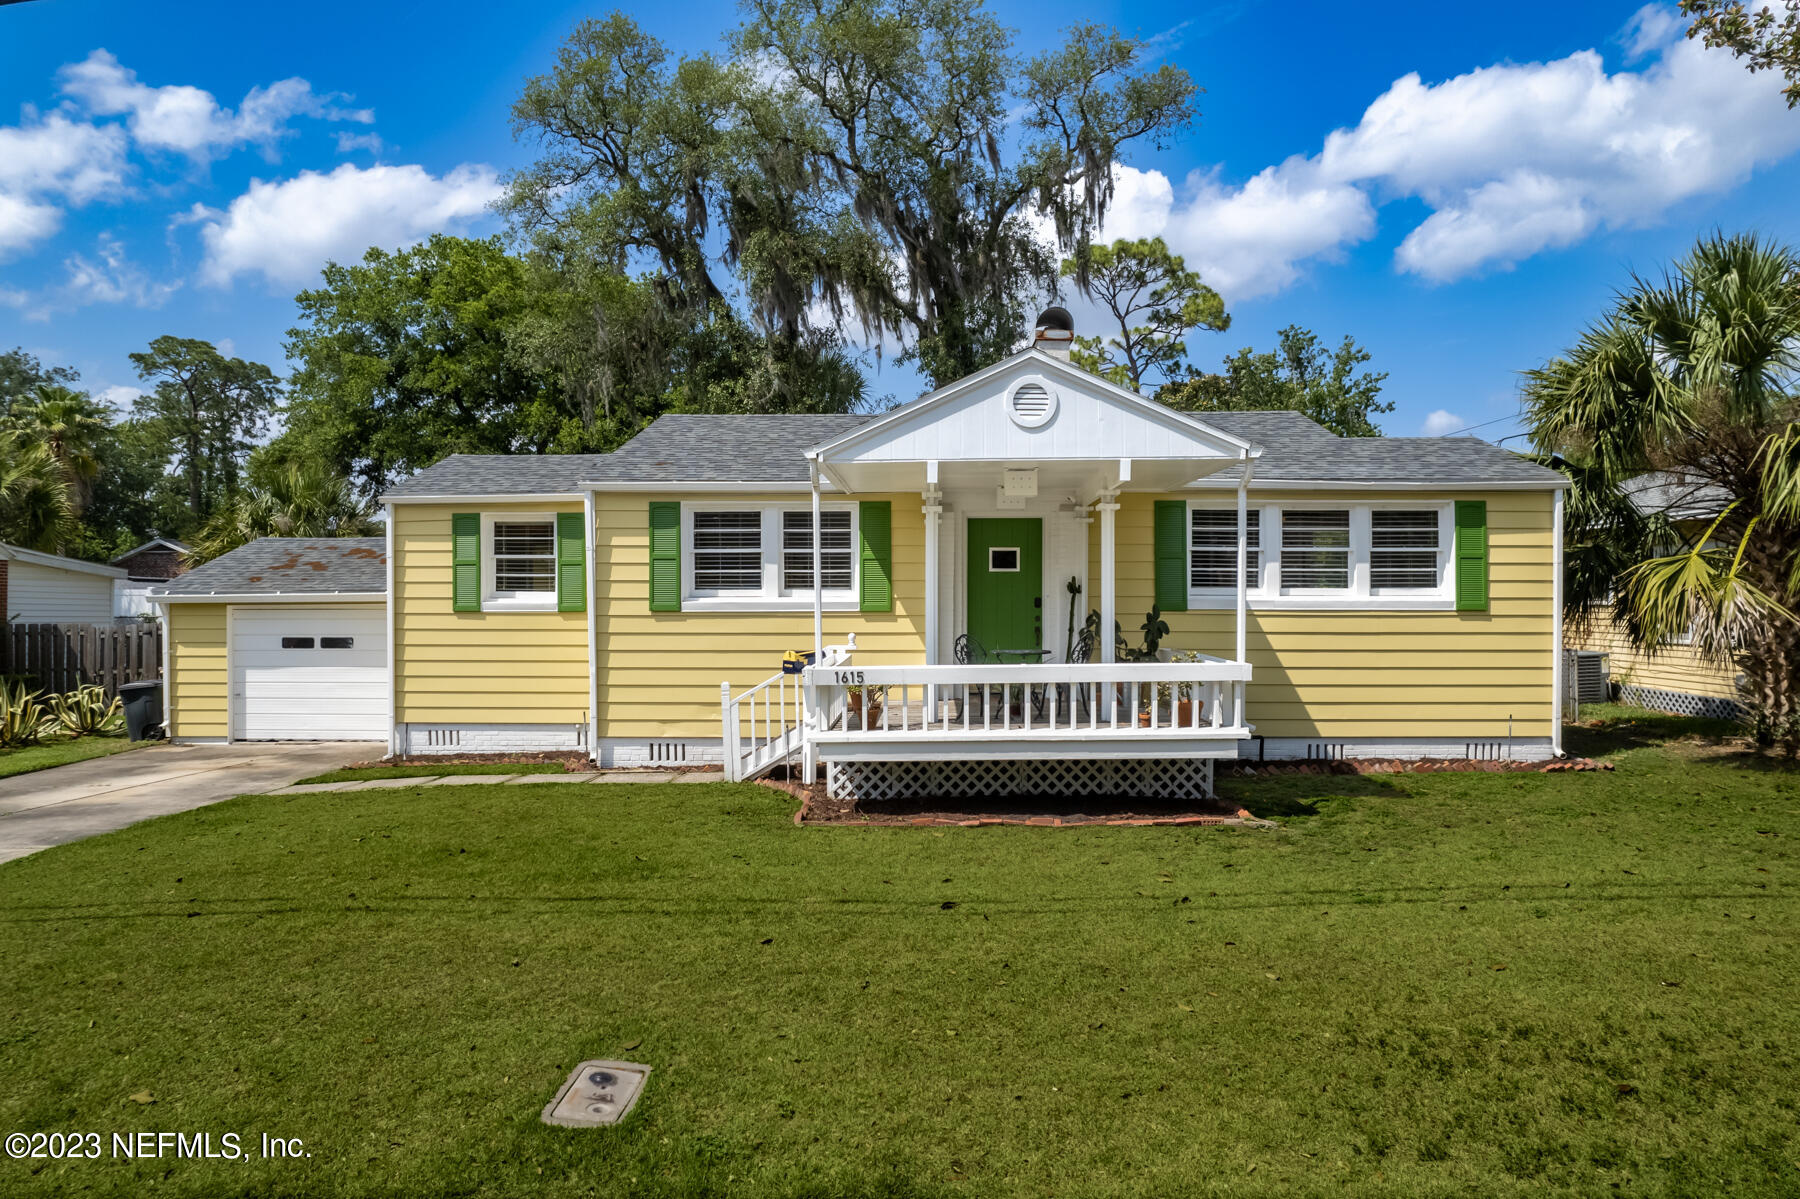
left=154, top=315, right=1570, bottom=799
left=1566, top=471, right=1743, bottom=719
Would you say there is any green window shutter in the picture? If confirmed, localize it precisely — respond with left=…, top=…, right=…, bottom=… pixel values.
left=1454, top=500, right=1489, bottom=611
left=648, top=502, right=680, bottom=612
left=1153, top=500, right=1189, bottom=612
left=858, top=501, right=892, bottom=613
left=556, top=511, right=586, bottom=613
left=451, top=512, right=480, bottom=612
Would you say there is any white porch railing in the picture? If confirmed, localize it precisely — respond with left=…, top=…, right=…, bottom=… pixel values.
left=721, top=638, right=855, bottom=782
left=803, top=656, right=1252, bottom=744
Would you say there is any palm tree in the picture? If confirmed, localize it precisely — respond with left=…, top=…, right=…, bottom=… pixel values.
left=1525, top=232, right=1800, bottom=748
left=0, top=428, right=76, bottom=552
left=186, top=461, right=377, bottom=566
left=5, top=385, right=109, bottom=512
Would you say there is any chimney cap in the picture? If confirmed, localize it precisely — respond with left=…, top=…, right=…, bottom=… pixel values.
left=1033, top=306, right=1074, bottom=335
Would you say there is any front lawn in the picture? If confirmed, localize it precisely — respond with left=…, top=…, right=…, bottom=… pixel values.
left=0, top=735, right=140, bottom=781
left=1, top=712, right=1794, bottom=1197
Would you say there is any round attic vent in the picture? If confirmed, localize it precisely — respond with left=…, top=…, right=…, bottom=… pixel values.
left=1007, top=378, right=1057, bottom=429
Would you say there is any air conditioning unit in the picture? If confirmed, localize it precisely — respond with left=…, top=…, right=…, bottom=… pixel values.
left=1565, top=650, right=1610, bottom=703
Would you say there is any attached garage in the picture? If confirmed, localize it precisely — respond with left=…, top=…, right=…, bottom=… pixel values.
left=230, top=605, right=387, bottom=741
left=154, top=538, right=389, bottom=745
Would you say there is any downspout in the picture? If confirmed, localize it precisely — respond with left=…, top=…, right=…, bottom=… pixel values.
left=1552, top=486, right=1565, bottom=757
left=385, top=507, right=397, bottom=757
left=585, top=488, right=599, bottom=765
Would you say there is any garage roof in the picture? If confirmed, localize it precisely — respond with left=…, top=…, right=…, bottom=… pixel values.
left=154, top=538, right=387, bottom=598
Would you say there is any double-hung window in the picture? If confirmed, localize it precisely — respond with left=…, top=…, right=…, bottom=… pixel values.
left=781, top=510, right=853, bottom=592
left=684, top=506, right=858, bottom=608
left=1369, top=509, right=1442, bottom=592
left=1187, top=502, right=1453, bottom=607
left=1190, top=508, right=1260, bottom=589
left=482, top=513, right=559, bottom=610
left=1280, top=509, right=1351, bottom=591
left=692, top=511, right=764, bottom=591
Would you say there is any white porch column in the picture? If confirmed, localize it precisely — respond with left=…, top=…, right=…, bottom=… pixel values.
left=810, top=464, right=824, bottom=659
left=1097, top=487, right=1120, bottom=664
left=922, top=483, right=942, bottom=664
left=1234, top=454, right=1256, bottom=730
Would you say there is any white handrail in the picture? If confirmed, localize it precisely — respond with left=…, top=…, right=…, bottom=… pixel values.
left=720, top=635, right=858, bottom=781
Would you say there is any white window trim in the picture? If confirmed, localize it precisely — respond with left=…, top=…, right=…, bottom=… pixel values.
left=481, top=511, right=560, bottom=613
left=680, top=502, right=861, bottom=613
left=1186, top=500, right=1455, bottom=611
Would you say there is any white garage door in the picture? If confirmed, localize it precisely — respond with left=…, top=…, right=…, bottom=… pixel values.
left=231, top=605, right=388, bottom=741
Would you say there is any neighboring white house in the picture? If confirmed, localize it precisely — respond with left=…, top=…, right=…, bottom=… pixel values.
left=0, top=542, right=129, bottom=624
left=111, top=537, right=190, bottom=620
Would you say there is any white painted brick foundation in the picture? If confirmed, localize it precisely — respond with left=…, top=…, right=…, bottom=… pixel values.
left=595, top=738, right=724, bottom=768
left=399, top=723, right=589, bottom=756
left=1251, top=736, right=1555, bottom=762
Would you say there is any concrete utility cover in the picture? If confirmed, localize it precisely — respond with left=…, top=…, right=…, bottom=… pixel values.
left=542, top=1060, right=651, bottom=1127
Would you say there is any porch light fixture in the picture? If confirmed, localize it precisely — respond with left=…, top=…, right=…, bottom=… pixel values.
left=1001, top=468, right=1038, bottom=497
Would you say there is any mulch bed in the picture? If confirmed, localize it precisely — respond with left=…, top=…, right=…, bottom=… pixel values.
left=344, top=752, right=718, bottom=774
left=759, top=755, right=1614, bottom=827
left=1220, top=757, right=1614, bottom=778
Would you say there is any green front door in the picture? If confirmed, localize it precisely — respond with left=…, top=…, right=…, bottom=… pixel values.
left=966, top=518, right=1043, bottom=658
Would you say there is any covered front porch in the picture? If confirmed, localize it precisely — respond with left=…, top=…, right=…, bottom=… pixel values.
left=719, top=340, right=1263, bottom=798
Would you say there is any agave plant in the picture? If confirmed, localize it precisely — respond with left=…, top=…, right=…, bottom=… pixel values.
left=0, top=680, right=56, bottom=748
left=46, top=685, right=125, bottom=737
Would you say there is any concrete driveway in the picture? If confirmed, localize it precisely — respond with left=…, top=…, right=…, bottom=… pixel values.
left=0, top=741, right=380, bottom=865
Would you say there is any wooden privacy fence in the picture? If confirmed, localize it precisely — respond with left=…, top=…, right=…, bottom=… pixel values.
left=0, top=623, right=162, bottom=697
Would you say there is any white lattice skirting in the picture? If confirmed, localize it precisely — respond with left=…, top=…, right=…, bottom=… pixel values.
left=827, top=758, right=1215, bottom=803
left=1618, top=685, right=1743, bottom=721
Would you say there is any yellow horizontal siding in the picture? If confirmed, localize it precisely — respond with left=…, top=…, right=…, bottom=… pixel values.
left=1098, top=489, right=1559, bottom=739
left=166, top=603, right=228, bottom=739
left=1571, top=616, right=1738, bottom=700
left=594, top=492, right=925, bottom=738
left=392, top=502, right=588, bottom=724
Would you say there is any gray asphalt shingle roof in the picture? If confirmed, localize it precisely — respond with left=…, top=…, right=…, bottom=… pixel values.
left=376, top=408, right=1563, bottom=495
left=581, top=414, right=876, bottom=483
left=155, top=538, right=387, bottom=596
left=381, top=454, right=613, bottom=498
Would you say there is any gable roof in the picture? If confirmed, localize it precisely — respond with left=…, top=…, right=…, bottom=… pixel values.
left=0, top=542, right=128, bottom=578
left=153, top=538, right=386, bottom=598
left=807, top=348, right=1258, bottom=467
left=110, top=537, right=190, bottom=562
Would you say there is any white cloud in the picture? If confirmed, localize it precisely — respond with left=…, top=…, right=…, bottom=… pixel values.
left=58, top=234, right=180, bottom=309
left=1096, top=5, right=1800, bottom=296
left=335, top=130, right=384, bottom=155
left=58, top=49, right=373, bottom=162
left=195, top=162, right=502, bottom=287
left=1161, top=162, right=1375, bottom=299
left=97, top=384, right=143, bottom=411
left=0, top=285, right=28, bottom=308
left=0, top=109, right=129, bottom=256
left=1421, top=409, right=1466, bottom=437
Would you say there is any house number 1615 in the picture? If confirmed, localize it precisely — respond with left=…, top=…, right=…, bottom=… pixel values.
left=832, top=671, right=865, bottom=685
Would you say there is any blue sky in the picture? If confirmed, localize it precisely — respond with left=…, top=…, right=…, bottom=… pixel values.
left=3, top=0, right=1798, bottom=445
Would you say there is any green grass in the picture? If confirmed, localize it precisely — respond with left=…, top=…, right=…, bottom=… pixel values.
left=295, top=762, right=568, bottom=785
left=0, top=735, right=139, bottom=780
left=1, top=714, right=1796, bottom=1197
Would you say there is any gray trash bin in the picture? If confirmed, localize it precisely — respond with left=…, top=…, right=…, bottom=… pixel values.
left=118, top=680, right=164, bottom=742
